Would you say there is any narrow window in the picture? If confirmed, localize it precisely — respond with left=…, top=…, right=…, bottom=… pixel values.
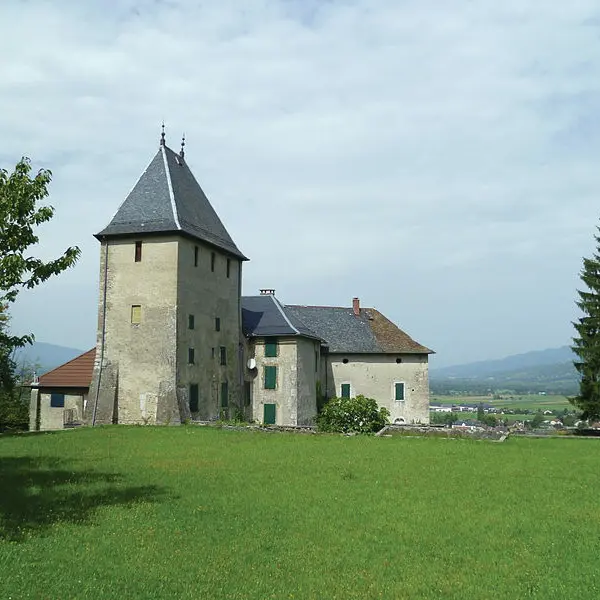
left=50, top=393, right=65, bottom=408
left=226, top=258, right=231, bottom=278
left=395, top=382, right=405, bottom=401
left=135, top=241, right=142, bottom=262
left=189, top=384, right=199, bottom=413
left=188, top=314, right=195, bottom=330
left=131, top=305, right=142, bottom=324
left=315, top=350, right=319, bottom=372
left=215, top=317, right=221, bottom=332
left=194, top=245, right=199, bottom=267
left=264, top=365, right=277, bottom=389
left=188, top=348, right=195, bottom=365
left=341, top=383, right=351, bottom=399
left=220, top=346, right=227, bottom=366
left=265, top=339, right=278, bottom=357
left=221, top=381, right=229, bottom=407
left=211, top=252, right=215, bottom=272
left=244, top=381, right=252, bottom=406
left=211, top=347, right=215, bottom=359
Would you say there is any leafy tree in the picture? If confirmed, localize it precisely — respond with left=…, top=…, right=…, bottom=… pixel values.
left=317, top=395, right=390, bottom=434
left=0, top=157, right=80, bottom=428
left=571, top=224, right=600, bottom=420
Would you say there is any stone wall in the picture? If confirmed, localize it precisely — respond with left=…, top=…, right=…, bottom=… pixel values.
left=177, top=238, right=243, bottom=420
left=324, top=353, right=430, bottom=424
left=87, top=238, right=179, bottom=425
left=34, top=389, right=86, bottom=431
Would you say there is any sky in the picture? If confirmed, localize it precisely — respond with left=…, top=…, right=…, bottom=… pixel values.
left=2, top=0, right=599, bottom=368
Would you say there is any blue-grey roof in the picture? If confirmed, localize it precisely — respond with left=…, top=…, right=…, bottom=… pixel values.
left=96, top=145, right=247, bottom=260
left=285, top=306, right=380, bottom=352
left=285, top=305, right=433, bottom=354
left=242, top=296, right=321, bottom=340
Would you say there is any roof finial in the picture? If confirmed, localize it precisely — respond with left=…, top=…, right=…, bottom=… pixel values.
left=179, top=133, right=185, bottom=158
left=160, top=122, right=166, bottom=146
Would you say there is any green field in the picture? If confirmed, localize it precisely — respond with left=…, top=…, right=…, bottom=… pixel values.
left=2, top=427, right=600, bottom=599
left=431, top=394, right=573, bottom=412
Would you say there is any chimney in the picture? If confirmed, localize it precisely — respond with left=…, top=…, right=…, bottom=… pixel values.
left=352, top=297, right=360, bottom=316
left=260, top=289, right=276, bottom=296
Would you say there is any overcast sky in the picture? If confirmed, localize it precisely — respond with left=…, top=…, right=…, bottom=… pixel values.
left=2, top=0, right=599, bottom=368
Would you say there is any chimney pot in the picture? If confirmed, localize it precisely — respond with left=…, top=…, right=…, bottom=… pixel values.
left=352, top=297, right=360, bottom=316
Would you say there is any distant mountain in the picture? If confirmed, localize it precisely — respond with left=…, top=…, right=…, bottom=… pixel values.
left=431, top=346, right=575, bottom=379
left=13, top=342, right=86, bottom=375
left=430, top=346, right=579, bottom=395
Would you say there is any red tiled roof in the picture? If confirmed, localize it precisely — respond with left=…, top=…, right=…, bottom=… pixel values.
left=37, top=348, right=96, bottom=388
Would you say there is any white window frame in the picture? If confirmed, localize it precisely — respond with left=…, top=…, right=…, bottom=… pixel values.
left=393, top=381, right=406, bottom=402
left=340, top=382, right=352, bottom=399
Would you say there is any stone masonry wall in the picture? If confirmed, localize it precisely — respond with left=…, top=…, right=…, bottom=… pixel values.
left=325, top=353, right=430, bottom=424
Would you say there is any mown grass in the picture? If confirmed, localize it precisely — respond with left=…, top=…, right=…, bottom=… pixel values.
left=2, top=427, right=600, bottom=599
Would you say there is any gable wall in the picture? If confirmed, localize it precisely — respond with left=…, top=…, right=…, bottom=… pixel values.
left=324, top=353, right=430, bottom=424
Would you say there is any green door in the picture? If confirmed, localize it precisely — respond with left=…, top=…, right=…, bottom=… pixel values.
left=263, top=403, right=276, bottom=425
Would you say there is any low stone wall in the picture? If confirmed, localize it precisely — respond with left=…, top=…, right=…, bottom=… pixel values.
left=377, top=424, right=509, bottom=442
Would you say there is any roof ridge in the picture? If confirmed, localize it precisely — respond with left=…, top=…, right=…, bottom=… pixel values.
left=270, top=296, right=300, bottom=335
left=161, top=145, right=181, bottom=229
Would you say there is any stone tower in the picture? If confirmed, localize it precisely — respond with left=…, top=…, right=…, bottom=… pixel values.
left=85, top=135, right=248, bottom=425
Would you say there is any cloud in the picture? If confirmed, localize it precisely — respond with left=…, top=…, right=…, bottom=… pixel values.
left=2, top=0, right=599, bottom=366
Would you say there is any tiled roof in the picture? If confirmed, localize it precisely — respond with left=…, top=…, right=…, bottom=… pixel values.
left=242, top=295, right=321, bottom=340
left=96, top=145, right=247, bottom=260
left=36, top=349, right=96, bottom=388
left=285, top=305, right=433, bottom=355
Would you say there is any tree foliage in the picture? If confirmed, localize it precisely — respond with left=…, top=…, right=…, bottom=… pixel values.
left=0, top=157, right=80, bottom=428
left=316, top=395, right=390, bottom=434
left=571, top=225, right=600, bottom=420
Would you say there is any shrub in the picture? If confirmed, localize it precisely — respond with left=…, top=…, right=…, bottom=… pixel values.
left=316, top=395, right=390, bottom=434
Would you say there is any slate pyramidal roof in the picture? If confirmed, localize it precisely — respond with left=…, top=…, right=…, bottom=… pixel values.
left=96, top=143, right=247, bottom=260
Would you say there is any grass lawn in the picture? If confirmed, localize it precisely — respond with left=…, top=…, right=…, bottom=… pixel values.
left=2, top=427, right=600, bottom=599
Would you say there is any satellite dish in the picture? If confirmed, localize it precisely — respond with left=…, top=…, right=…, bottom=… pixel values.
left=247, top=358, right=257, bottom=370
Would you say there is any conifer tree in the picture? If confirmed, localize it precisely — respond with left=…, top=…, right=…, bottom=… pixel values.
left=571, top=225, right=600, bottom=420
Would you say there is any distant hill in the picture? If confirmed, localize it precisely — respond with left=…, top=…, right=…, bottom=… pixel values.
left=13, top=342, right=86, bottom=376
left=431, top=346, right=574, bottom=378
left=430, top=346, right=579, bottom=395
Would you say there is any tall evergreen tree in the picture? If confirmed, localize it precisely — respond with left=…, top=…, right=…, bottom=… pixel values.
left=571, top=225, right=600, bottom=420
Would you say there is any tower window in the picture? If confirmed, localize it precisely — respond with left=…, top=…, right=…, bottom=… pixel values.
left=188, top=348, right=195, bottom=365
left=215, top=317, right=221, bottom=332
left=189, top=384, right=199, bottom=413
left=131, top=305, right=142, bottom=324
left=226, top=258, right=231, bottom=278
left=265, top=339, right=278, bottom=357
left=194, top=246, right=199, bottom=267
left=211, top=252, right=215, bottom=272
left=220, top=346, right=227, bottom=366
left=264, top=365, right=277, bottom=389
left=221, top=381, right=229, bottom=407
left=188, top=314, right=195, bottom=330
left=134, top=241, right=142, bottom=262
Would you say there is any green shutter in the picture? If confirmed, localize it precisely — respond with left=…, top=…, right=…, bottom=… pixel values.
left=189, top=384, right=199, bottom=412
left=341, top=384, right=351, bottom=399
left=264, top=366, right=277, bottom=389
left=395, top=382, right=405, bottom=401
left=265, top=339, right=278, bottom=357
left=221, top=381, right=229, bottom=407
left=263, top=403, right=276, bottom=425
